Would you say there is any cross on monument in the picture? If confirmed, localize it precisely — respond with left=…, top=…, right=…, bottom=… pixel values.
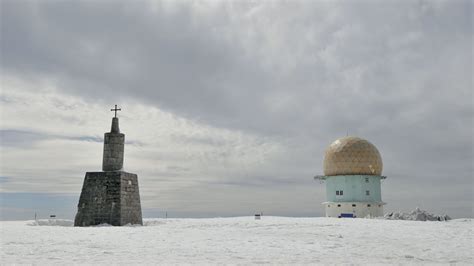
left=111, top=104, right=121, bottom=118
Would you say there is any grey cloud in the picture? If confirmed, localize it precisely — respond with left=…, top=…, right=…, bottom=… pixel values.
left=0, top=129, right=103, bottom=147
left=1, top=0, right=275, bottom=132
left=171, top=134, right=230, bottom=147
left=207, top=175, right=304, bottom=188
left=0, top=130, right=50, bottom=147
left=2, top=1, right=470, bottom=135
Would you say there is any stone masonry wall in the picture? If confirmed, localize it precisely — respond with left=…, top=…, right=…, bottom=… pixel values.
left=102, top=133, right=124, bottom=171
left=74, top=171, right=142, bottom=226
left=120, top=172, right=143, bottom=225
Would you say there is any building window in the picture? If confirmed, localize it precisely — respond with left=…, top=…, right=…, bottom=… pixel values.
left=336, top=191, right=339, bottom=195
left=352, top=204, right=356, bottom=207
left=337, top=204, right=341, bottom=207
left=336, top=190, right=343, bottom=196
left=367, top=204, right=371, bottom=207
left=366, top=190, right=370, bottom=196
left=340, top=190, right=343, bottom=195
left=365, top=177, right=369, bottom=183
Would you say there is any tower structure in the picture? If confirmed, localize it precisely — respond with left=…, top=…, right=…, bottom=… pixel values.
left=315, top=136, right=386, bottom=218
left=74, top=106, right=143, bottom=226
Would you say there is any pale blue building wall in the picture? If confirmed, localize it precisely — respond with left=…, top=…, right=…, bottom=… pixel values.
left=325, top=175, right=382, bottom=202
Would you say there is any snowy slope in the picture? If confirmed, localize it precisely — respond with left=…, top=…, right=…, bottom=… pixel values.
left=1, top=217, right=472, bottom=264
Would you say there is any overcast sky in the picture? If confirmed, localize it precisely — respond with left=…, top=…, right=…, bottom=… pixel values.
left=0, top=0, right=472, bottom=220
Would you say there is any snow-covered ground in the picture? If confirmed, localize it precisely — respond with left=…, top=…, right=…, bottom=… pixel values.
left=1, top=217, right=472, bottom=264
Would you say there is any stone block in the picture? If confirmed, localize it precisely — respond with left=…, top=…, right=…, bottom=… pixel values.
left=74, top=171, right=143, bottom=226
left=102, top=133, right=124, bottom=171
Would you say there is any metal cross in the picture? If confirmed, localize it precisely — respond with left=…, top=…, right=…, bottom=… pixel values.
left=111, top=104, right=121, bottom=118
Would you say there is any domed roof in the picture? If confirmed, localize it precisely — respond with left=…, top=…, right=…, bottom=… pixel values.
left=323, top=136, right=383, bottom=176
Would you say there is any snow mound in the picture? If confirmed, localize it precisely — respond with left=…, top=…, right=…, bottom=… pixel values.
left=28, top=219, right=74, bottom=226
left=143, top=219, right=169, bottom=226
left=91, top=223, right=142, bottom=227
left=384, top=207, right=451, bottom=221
left=27, top=220, right=144, bottom=227
left=94, top=223, right=112, bottom=227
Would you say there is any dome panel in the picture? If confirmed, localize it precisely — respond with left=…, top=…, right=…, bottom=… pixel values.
left=323, top=136, right=383, bottom=176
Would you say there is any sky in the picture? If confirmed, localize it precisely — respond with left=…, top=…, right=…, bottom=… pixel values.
left=0, top=0, right=472, bottom=220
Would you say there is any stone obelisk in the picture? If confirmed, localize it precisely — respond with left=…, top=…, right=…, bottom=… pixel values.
left=74, top=106, right=143, bottom=226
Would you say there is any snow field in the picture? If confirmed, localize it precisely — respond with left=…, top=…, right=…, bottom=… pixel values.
left=1, top=217, right=472, bottom=264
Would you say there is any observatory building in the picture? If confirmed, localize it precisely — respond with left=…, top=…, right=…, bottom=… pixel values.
left=315, top=136, right=386, bottom=218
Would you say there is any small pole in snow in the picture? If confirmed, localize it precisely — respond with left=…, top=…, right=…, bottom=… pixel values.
left=34, top=212, right=37, bottom=221
left=165, top=212, right=168, bottom=219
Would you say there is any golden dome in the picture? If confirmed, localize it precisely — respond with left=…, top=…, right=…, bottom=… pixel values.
left=323, top=136, right=383, bottom=176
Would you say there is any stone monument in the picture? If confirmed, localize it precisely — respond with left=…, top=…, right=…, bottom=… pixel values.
left=74, top=105, right=143, bottom=226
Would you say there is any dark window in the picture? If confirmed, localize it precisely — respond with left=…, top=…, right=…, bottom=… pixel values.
left=367, top=204, right=371, bottom=207
left=352, top=204, right=356, bottom=207
left=366, top=190, right=370, bottom=196
left=337, top=204, right=341, bottom=207
left=336, top=191, right=339, bottom=195
left=365, top=177, right=369, bottom=183
left=340, top=190, right=343, bottom=195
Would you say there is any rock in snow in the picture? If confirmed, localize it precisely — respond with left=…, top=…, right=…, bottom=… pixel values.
left=28, top=219, right=74, bottom=226
left=384, top=207, right=451, bottom=221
